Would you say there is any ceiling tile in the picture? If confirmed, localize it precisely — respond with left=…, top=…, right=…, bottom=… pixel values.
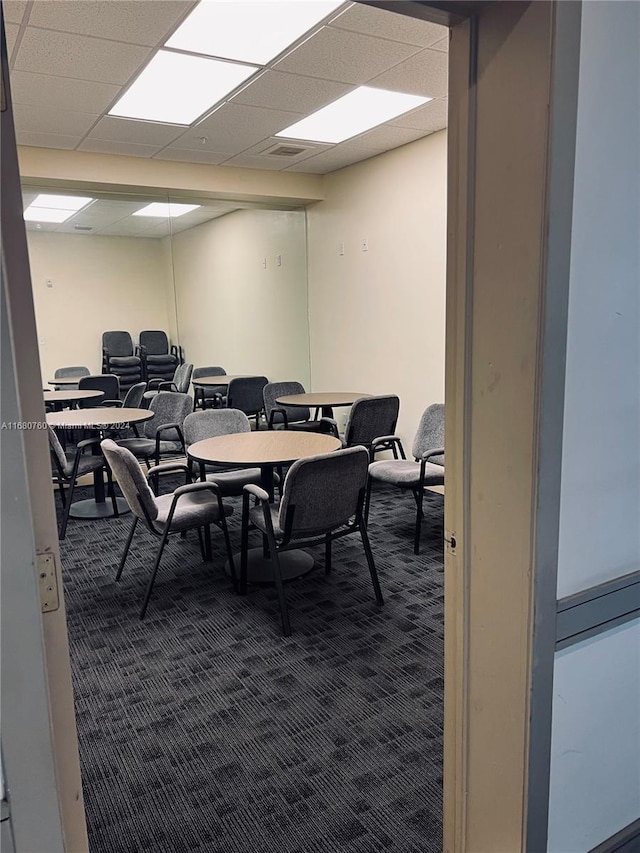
left=86, top=116, right=184, bottom=146
left=9, top=71, right=120, bottom=113
left=16, top=130, right=80, bottom=149
left=14, top=104, right=98, bottom=136
left=14, top=27, right=152, bottom=85
left=274, top=26, right=421, bottom=84
left=5, top=21, right=19, bottom=57
left=69, top=200, right=148, bottom=229
left=353, top=124, right=427, bottom=151
left=369, top=47, right=448, bottom=99
left=284, top=142, right=379, bottom=174
left=232, top=70, right=350, bottom=114
left=27, top=0, right=196, bottom=46
left=171, top=103, right=304, bottom=154
left=391, top=97, right=448, bottom=132
left=328, top=4, right=446, bottom=48
left=3, top=1, right=27, bottom=24
left=77, top=138, right=163, bottom=158
left=153, top=148, right=229, bottom=165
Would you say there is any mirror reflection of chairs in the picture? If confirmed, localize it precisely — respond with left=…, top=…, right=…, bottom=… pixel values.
left=100, top=439, right=236, bottom=619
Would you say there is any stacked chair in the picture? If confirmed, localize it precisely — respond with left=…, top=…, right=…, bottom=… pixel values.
left=139, top=330, right=182, bottom=385
left=102, top=331, right=143, bottom=396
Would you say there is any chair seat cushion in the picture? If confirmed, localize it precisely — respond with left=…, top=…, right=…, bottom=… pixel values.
left=204, top=467, right=278, bottom=497
left=145, top=354, right=177, bottom=365
left=108, top=356, right=140, bottom=367
left=248, top=504, right=283, bottom=539
left=368, top=459, right=445, bottom=487
left=116, top=438, right=182, bottom=458
left=62, top=452, right=105, bottom=479
left=155, top=491, right=232, bottom=532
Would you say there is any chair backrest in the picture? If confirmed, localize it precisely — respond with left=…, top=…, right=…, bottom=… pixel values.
left=263, top=381, right=309, bottom=424
left=183, top=408, right=250, bottom=446
left=172, top=362, right=193, bottom=393
left=121, top=381, right=147, bottom=409
left=100, top=439, right=158, bottom=522
left=227, top=376, right=268, bottom=417
left=139, top=330, right=168, bottom=356
left=279, top=446, right=368, bottom=537
left=192, top=366, right=226, bottom=382
left=412, top=403, right=444, bottom=465
left=102, top=331, right=134, bottom=357
left=344, top=395, right=400, bottom=447
left=54, top=365, right=90, bottom=380
left=54, top=365, right=90, bottom=390
left=47, top=425, right=68, bottom=473
left=143, top=391, right=192, bottom=439
left=78, top=374, right=120, bottom=405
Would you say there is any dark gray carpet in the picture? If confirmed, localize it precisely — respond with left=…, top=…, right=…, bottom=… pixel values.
left=58, top=477, right=444, bottom=853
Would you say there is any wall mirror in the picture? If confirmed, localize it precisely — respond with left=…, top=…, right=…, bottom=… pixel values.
left=21, top=183, right=311, bottom=391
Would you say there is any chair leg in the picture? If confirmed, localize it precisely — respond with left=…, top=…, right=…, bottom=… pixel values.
left=57, top=479, right=67, bottom=509
left=360, top=523, right=384, bottom=605
left=364, top=476, right=374, bottom=525
left=105, top=465, right=118, bottom=518
left=240, top=507, right=250, bottom=596
left=115, top=517, right=138, bottom=580
left=203, top=524, right=212, bottom=561
left=267, top=532, right=290, bottom=637
left=219, top=515, right=238, bottom=593
left=59, top=478, right=77, bottom=540
left=414, top=488, right=425, bottom=555
left=196, top=527, right=206, bottom=561
left=139, top=526, right=171, bottom=619
left=325, top=533, right=332, bottom=575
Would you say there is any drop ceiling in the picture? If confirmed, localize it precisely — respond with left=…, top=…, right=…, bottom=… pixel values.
left=3, top=0, right=448, bottom=175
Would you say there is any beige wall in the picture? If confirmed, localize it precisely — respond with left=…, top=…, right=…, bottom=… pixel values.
left=306, top=130, right=447, bottom=442
left=170, top=208, right=311, bottom=386
left=27, top=231, right=171, bottom=385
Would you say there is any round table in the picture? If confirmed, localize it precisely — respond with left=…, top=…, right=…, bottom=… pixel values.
left=47, top=407, right=154, bottom=519
left=276, top=391, right=370, bottom=418
left=48, top=375, right=88, bottom=386
left=188, top=431, right=341, bottom=583
left=44, top=389, right=103, bottom=408
left=193, top=375, right=261, bottom=387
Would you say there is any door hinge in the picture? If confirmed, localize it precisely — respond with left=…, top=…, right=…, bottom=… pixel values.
left=37, top=553, right=60, bottom=613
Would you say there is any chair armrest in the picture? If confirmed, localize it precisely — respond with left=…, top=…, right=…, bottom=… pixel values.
left=76, top=437, right=102, bottom=451
left=243, top=483, right=270, bottom=503
left=173, top=481, right=221, bottom=498
left=268, top=408, right=288, bottom=429
left=158, top=381, right=178, bottom=392
left=101, top=399, right=123, bottom=407
left=320, top=417, right=339, bottom=438
left=147, top=379, right=164, bottom=390
left=421, top=447, right=445, bottom=462
left=147, top=462, right=190, bottom=479
left=154, top=423, right=185, bottom=466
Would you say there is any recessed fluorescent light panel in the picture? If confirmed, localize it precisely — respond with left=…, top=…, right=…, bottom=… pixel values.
left=109, top=50, right=257, bottom=124
left=166, top=0, right=344, bottom=65
left=24, top=194, right=93, bottom=222
left=132, top=203, right=200, bottom=218
left=276, top=86, right=431, bottom=144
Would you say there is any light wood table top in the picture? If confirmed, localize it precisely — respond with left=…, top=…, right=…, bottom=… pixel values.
left=193, top=374, right=263, bottom=387
left=48, top=376, right=88, bottom=386
left=276, top=392, right=370, bottom=408
left=188, top=430, right=341, bottom=467
left=44, top=389, right=103, bottom=404
left=46, top=407, right=154, bottom=429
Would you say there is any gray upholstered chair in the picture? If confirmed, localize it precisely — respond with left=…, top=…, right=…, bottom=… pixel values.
left=262, top=381, right=334, bottom=434
left=183, top=409, right=276, bottom=497
left=144, top=362, right=193, bottom=403
left=78, top=374, right=120, bottom=407
left=47, top=425, right=117, bottom=539
left=100, top=439, right=235, bottom=619
left=240, top=446, right=384, bottom=636
left=54, top=365, right=90, bottom=390
left=342, top=395, right=401, bottom=460
left=227, top=376, right=268, bottom=429
left=192, top=366, right=227, bottom=410
left=365, top=403, right=444, bottom=554
left=138, top=330, right=180, bottom=384
left=116, top=391, right=192, bottom=470
left=102, top=331, right=143, bottom=394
